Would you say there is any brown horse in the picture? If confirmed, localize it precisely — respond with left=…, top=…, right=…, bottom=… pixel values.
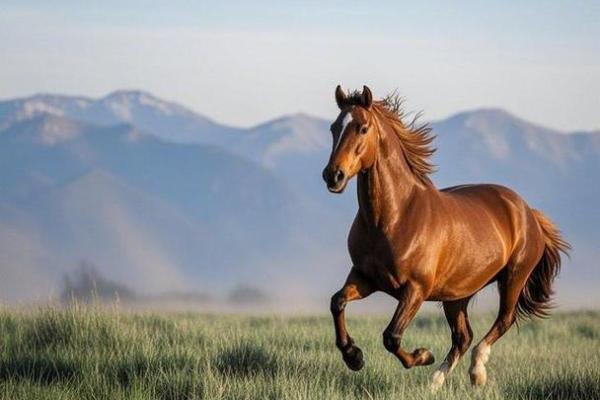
left=322, top=85, right=570, bottom=389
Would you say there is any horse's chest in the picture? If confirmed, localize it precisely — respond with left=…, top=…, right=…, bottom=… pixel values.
left=352, top=240, right=406, bottom=291
left=348, top=217, right=419, bottom=291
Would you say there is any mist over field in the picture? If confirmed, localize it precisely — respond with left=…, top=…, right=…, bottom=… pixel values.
left=0, top=91, right=598, bottom=310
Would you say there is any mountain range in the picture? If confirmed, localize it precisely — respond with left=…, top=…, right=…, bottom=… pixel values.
left=0, top=90, right=598, bottom=308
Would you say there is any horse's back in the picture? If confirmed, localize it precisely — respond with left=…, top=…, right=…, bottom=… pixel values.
left=439, top=182, right=544, bottom=259
left=440, top=183, right=529, bottom=215
left=442, top=183, right=518, bottom=198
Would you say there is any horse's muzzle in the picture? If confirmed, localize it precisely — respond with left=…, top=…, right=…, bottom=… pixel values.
left=323, top=166, right=347, bottom=193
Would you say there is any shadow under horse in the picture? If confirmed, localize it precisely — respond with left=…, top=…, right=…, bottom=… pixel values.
left=322, top=85, right=570, bottom=390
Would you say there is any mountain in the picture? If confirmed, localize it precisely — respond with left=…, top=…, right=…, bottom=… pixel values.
left=236, top=113, right=330, bottom=165
left=0, top=90, right=238, bottom=144
left=0, top=91, right=598, bottom=308
left=232, top=113, right=350, bottom=215
left=8, top=169, right=206, bottom=294
left=0, top=113, right=338, bottom=301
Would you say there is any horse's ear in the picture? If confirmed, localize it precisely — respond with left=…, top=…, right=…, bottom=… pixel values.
left=361, top=85, right=373, bottom=108
left=335, top=85, right=347, bottom=109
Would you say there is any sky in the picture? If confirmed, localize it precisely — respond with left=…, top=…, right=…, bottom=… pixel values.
left=1, top=0, right=599, bottom=131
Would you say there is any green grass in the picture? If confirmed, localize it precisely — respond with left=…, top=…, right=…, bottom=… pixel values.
left=0, top=305, right=598, bottom=399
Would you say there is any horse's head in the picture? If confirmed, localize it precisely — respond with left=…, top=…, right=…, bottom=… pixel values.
left=323, top=85, right=379, bottom=193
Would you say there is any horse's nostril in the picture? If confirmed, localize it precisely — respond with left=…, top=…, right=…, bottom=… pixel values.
left=323, top=167, right=345, bottom=188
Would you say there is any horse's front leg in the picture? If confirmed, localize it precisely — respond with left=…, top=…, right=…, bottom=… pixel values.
left=383, top=282, right=435, bottom=368
left=330, top=267, right=375, bottom=371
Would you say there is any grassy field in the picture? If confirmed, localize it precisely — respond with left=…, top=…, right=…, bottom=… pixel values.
left=0, top=305, right=598, bottom=399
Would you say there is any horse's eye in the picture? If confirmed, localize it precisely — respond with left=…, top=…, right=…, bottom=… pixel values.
left=360, top=125, right=368, bottom=134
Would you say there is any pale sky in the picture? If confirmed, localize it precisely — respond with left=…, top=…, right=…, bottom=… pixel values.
left=1, top=1, right=599, bottom=131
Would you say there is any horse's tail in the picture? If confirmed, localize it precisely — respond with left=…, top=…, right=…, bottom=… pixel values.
left=516, top=209, right=571, bottom=320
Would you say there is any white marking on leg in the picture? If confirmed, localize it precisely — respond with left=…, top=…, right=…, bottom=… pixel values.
left=333, top=112, right=353, bottom=153
left=475, top=343, right=490, bottom=364
left=431, top=358, right=457, bottom=391
left=469, top=343, right=491, bottom=386
left=431, top=361, right=449, bottom=390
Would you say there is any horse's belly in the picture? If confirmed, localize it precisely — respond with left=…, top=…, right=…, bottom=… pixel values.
left=428, top=251, right=508, bottom=301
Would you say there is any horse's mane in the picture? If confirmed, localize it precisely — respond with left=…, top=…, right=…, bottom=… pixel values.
left=346, top=91, right=436, bottom=185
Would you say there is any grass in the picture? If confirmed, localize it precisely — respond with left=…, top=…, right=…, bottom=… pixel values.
left=0, top=305, right=598, bottom=399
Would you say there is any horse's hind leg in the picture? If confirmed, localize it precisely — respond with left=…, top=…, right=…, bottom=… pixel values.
left=431, top=297, right=473, bottom=390
left=469, top=265, right=532, bottom=386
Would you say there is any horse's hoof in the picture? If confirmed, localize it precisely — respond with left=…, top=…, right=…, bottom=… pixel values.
left=469, top=364, right=487, bottom=386
left=343, top=346, right=364, bottom=371
left=412, top=348, right=435, bottom=366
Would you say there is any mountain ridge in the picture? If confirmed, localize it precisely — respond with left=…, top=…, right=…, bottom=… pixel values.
left=4, top=90, right=598, bottom=137
left=0, top=90, right=235, bottom=144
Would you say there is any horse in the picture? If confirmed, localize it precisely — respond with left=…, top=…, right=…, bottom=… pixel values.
left=322, top=85, right=570, bottom=389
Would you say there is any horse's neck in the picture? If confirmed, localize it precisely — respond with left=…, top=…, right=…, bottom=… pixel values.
left=357, top=122, right=426, bottom=230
